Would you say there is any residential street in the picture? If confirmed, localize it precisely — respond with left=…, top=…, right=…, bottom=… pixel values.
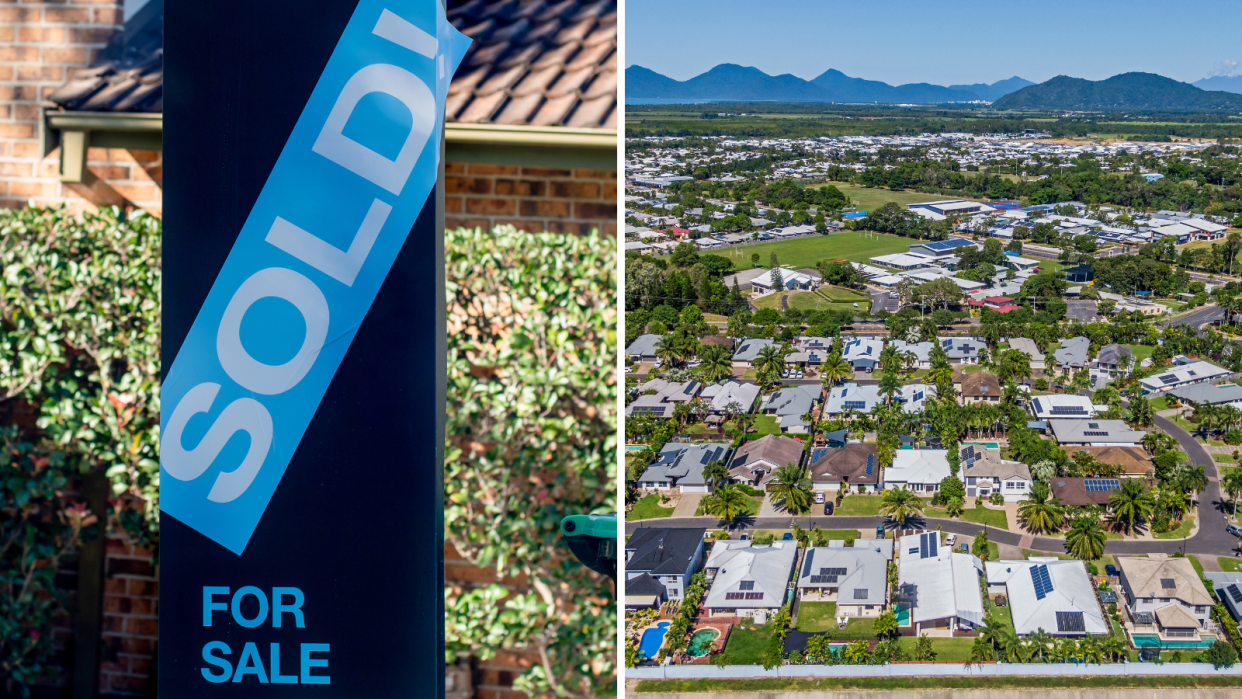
left=1163, top=304, right=1224, bottom=329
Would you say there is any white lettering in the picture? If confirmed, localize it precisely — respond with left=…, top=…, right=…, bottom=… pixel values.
left=265, top=199, right=391, bottom=286
left=162, top=383, right=273, bottom=503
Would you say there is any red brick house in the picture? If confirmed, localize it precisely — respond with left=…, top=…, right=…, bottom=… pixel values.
left=0, top=1, right=616, bottom=697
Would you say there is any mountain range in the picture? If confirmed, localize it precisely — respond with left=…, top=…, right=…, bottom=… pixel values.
left=992, top=72, right=1242, bottom=111
left=628, top=64, right=1242, bottom=110
left=626, top=64, right=1030, bottom=103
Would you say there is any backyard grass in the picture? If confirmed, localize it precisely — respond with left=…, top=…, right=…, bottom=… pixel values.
left=718, top=623, right=775, bottom=665
left=635, top=676, right=1242, bottom=692
left=753, top=415, right=781, bottom=437
left=793, top=602, right=878, bottom=639
left=832, top=495, right=884, bottom=516
left=788, top=291, right=858, bottom=313
left=1123, top=344, right=1155, bottom=364
left=627, top=493, right=675, bottom=521
left=1153, top=517, right=1196, bottom=540
left=810, top=183, right=963, bottom=212
left=1218, top=557, right=1242, bottom=573
left=720, top=230, right=918, bottom=272
left=894, top=636, right=976, bottom=662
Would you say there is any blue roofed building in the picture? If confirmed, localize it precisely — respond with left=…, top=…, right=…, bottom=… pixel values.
left=908, top=238, right=982, bottom=258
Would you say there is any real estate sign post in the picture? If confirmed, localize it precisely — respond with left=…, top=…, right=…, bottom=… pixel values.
left=161, top=0, right=466, bottom=694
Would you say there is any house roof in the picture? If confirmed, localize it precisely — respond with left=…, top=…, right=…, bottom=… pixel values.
left=47, top=0, right=617, bottom=130
left=1061, top=446, right=1153, bottom=476
left=764, top=385, right=821, bottom=425
left=637, top=443, right=729, bottom=488
left=1048, top=419, right=1144, bottom=445
left=1140, top=361, right=1230, bottom=391
left=1049, top=477, right=1117, bottom=507
left=962, top=448, right=1031, bottom=480
left=700, top=335, right=735, bottom=350
left=733, top=338, right=778, bottom=362
left=704, top=541, right=797, bottom=610
left=1030, top=395, right=1097, bottom=420
left=1169, top=382, right=1242, bottom=406
left=625, top=572, right=666, bottom=597
left=1117, top=556, right=1213, bottom=607
left=624, top=334, right=663, bottom=357
left=1007, top=337, right=1046, bottom=361
left=710, top=381, right=760, bottom=413
left=808, top=443, right=879, bottom=484
left=896, top=533, right=985, bottom=626
left=985, top=559, right=1108, bottom=636
left=797, top=547, right=887, bottom=605
left=1096, top=344, right=1132, bottom=367
left=956, top=371, right=1001, bottom=398
left=938, top=336, right=985, bottom=360
left=886, top=449, right=951, bottom=485
left=728, top=435, right=804, bottom=483
left=824, top=382, right=881, bottom=415
left=1054, top=337, right=1090, bottom=367
left=625, top=527, right=706, bottom=576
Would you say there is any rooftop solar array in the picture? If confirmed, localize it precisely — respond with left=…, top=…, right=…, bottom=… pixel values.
left=630, top=406, right=666, bottom=415
left=919, top=532, right=938, bottom=559
left=809, top=575, right=839, bottom=584
left=725, top=591, right=765, bottom=600
left=1229, top=584, right=1242, bottom=604
left=738, top=580, right=755, bottom=590
left=1050, top=405, right=1088, bottom=415
left=854, top=589, right=868, bottom=600
left=1082, top=431, right=1108, bottom=436
left=865, top=454, right=875, bottom=476
left=1084, top=479, right=1121, bottom=491
left=1160, top=578, right=1177, bottom=590
left=819, top=567, right=847, bottom=576
left=1158, top=374, right=1178, bottom=385
left=1055, top=611, right=1085, bottom=633
left=1030, top=564, right=1054, bottom=600
left=843, top=400, right=867, bottom=410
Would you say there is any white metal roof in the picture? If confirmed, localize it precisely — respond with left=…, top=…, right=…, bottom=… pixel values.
left=986, top=559, right=1108, bottom=636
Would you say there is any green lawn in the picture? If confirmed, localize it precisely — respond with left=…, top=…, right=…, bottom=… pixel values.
left=894, top=636, right=976, bottom=662
left=1186, top=555, right=1206, bottom=578
left=1218, top=557, right=1242, bottom=573
left=833, top=495, right=884, bottom=516
left=627, top=493, right=674, bottom=521
left=753, top=415, right=780, bottom=437
left=1154, top=517, right=1195, bottom=540
left=719, top=623, right=775, bottom=665
left=1124, top=345, right=1155, bottom=364
left=700, top=496, right=764, bottom=518
left=817, top=286, right=871, bottom=302
left=793, top=602, right=879, bottom=638
left=722, top=230, right=918, bottom=272
left=750, top=292, right=784, bottom=310
left=635, top=676, right=1242, bottom=692
left=810, top=183, right=962, bottom=212
left=788, top=291, right=859, bottom=313
left=1217, top=454, right=1239, bottom=464
left=750, top=529, right=858, bottom=542
left=921, top=502, right=1009, bottom=530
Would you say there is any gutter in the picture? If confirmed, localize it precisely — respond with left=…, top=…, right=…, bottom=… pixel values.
left=43, top=109, right=617, bottom=182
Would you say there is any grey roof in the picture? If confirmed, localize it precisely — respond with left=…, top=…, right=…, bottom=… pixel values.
left=704, top=541, right=797, bottom=610
left=625, top=333, right=663, bottom=357
left=1095, top=344, right=1132, bottom=367
left=709, top=381, right=761, bottom=413
left=985, top=559, right=1108, bottom=636
left=797, top=547, right=888, bottom=604
left=1170, top=383, right=1242, bottom=405
left=764, top=384, right=821, bottom=429
left=1054, top=336, right=1090, bottom=368
left=637, top=443, right=730, bottom=488
left=824, top=382, right=881, bottom=415
left=938, top=336, right=985, bottom=361
left=625, top=572, right=666, bottom=597
left=890, top=340, right=933, bottom=363
left=1007, top=337, right=1046, bottom=361
left=1048, top=419, right=1145, bottom=445
left=728, top=434, right=804, bottom=483
left=733, top=338, right=778, bottom=363
left=962, top=448, right=1031, bottom=481
left=625, top=527, right=706, bottom=576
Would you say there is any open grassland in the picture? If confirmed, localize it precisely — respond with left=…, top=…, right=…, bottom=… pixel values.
left=722, top=230, right=917, bottom=272
left=808, top=182, right=955, bottom=211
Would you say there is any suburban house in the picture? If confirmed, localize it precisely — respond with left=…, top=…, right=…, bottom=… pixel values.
left=762, top=384, right=822, bottom=433
left=626, top=379, right=702, bottom=418
left=700, top=335, right=736, bottom=352
left=1029, top=395, right=1098, bottom=421
left=1049, top=420, right=1145, bottom=447
left=961, top=446, right=1032, bottom=501
left=1054, top=337, right=1091, bottom=372
left=808, top=443, right=880, bottom=493
left=890, top=340, right=934, bottom=369
left=907, top=238, right=980, bottom=258
left=636, top=443, right=730, bottom=493
left=985, top=559, right=1109, bottom=636
left=750, top=267, right=822, bottom=293
left=1050, top=477, right=1121, bottom=507
left=726, top=435, right=804, bottom=491
left=895, top=532, right=986, bottom=636
left=796, top=545, right=891, bottom=617
left=884, top=450, right=951, bottom=493
left=1116, top=556, right=1216, bottom=649
left=939, top=336, right=986, bottom=364
left=1138, top=360, right=1231, bottom=395
left=955, top=372, right=1001, bottom=405
left=1168, top=383, right=1242, bottom=410
left=701, top=381, right=761, bottom=415
left=823, top=383, right=882, bottom=418
left=1005, top=256, right=1042, bottom=273
left=1093, top=344, right=1133, bottom=375
left=1007, top=337, right=1047, bottom=371
left=626, top=334, right=664, bottom=363
left=703, top=541, right=798, bottom=621
left=1061, top=446, right=1154, bottom=478
left=733, top=338, right=779, bottom=368
left=1206, top=572, right=1242, bottom=622
left=898, top=384, right=937, bottom=413
left=624, top=527, right=707, bottom=606
left=842, top=337, right=885, bottom=371
left=969, top=296, right=1021, bottom=314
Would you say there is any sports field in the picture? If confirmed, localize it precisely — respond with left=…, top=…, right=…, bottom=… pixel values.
left=721, top=230, right=916, bottom=272
left=808, top=182, right=959, bottom=212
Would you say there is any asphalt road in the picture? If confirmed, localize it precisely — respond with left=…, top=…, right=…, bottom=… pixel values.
left=1163, top=304, right=1224, bottom=329
left=628, top=415, right=1241, bottom=557
left=869, top=289, right=898, bottom=314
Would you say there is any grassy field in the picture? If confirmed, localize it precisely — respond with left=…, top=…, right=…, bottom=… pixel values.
left=635, top=676, right=1242, bottom=692
left=1218, top=557, right=1242, bottom=573
left=1123, top=344, right=1155, bottom=364
left=718, top=623, right=774, bottom=665
left=810, top=182, right=960, bottom=212
left=627, top=493, right=674, bottom=521
left=1154, top=517, right=1196, bottom=540
left=793, top=602, right=878, bottom=639
left=832, top=495, right=884, bottom=516
left=721, top=230, right=917, bottom=272
left=894, top=636, right=976, bottom=662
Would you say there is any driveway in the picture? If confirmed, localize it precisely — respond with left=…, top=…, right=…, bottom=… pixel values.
left=869, top=289, right=898, bottom=314
left=671, top=493, right=703, bottom=519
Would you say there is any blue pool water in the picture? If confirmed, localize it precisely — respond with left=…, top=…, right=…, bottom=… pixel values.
left=1131, top=634, right=1211, bottom=649
left=963, top=442, right=1000, bottom=449
left=639, top=621, right=671, bottom=658
left=625, top=445, right=648, bottom=451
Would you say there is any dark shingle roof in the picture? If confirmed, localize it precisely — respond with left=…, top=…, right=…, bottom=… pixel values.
left=625, top=527, right=705, bottom=576
left=46, top=0, right=617, bottom=129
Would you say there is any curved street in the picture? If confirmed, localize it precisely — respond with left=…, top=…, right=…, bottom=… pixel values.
left=627, top=414, right=1241, bottom=557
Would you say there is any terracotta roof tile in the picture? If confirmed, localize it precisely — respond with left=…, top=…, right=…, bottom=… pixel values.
left=493, top=93, right=545, bottom=125
left=529, top=92, right=578, bottom=127
left=511, top=65, right=562, bottom=97
left=456, top=89, right=508, bottom=123
left=584, top=69, right=616, bottom=99
left=565, top=93, right=613, bottom=128
left=548, top=66, right=596, bottom=97
left=476, top=63, right=528, bottom=95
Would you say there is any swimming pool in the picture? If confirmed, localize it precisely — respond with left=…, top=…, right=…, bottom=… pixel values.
left=625, top=445, right=648, bottom=451
left=895, top=604, right=911, bottom=626
left=963, top=442, right=1000, bottom=449
left=686, top=628, right=719, bottom=657
left=1131, top=634, right=1212, bottom=649
left=639, top=621, right=671, bottom=658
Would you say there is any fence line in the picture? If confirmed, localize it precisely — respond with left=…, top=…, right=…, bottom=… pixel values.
left=627, top=661, right=1242, bottom=680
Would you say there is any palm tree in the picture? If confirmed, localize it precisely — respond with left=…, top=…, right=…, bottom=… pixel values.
left=702, top=460, right=728, bottom=490
left=655, top=334, right=682, bottom=366
left=1107, top=479, right=1156, bottom=535
left=878, top=371, right=902, bottom=405
left=768, top=463, right=812, bottom=515
left=873, top=609, right=899, bottom=639
left=754, top=345, right=786, bottom=378
left=1027, top=628, right=1052, bottom=662
left=1017, top=482, right=1065, bottom=535
left=1177, top=463, right=1209, bottom=499
left=1223, top=466, right=1242, bottom=520
left=879, top=487, right=924, bottom=526
left=1129, top=394, right=1154, bottom=427
left=699, top=344, right=733, bottom=382
left=1102, top=634, right=1127, bottom=662
left=1064, top=515, right=1106, bottom=560
left=1157, top=488, right=1191, bottom=522
left=821, top=354, right=850, bottom=387
left=703, top=484, right=751, bottom=524
left=734, top=411, right=755, bottom=434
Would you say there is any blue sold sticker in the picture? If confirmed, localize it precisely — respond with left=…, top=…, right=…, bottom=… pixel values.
left=160, top=1, right=470, bottom=554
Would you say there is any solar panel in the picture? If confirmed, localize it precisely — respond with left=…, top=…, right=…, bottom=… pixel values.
left=1051, top=406, right=1088, bottom=414
left=920, top=533, right=928, bottom=559
left=1229, top=584, right=1242, bottom=604
left=1159, top=374, right=1177, bottom=385
left=745, top=592, right=764, bottom=600
left=739, top=580, right=755, bottom=590
left=1084, top=479, right=1120, bottom=491
left=1083, top=431, right=1109, bottom=437
left=854, top=589, right=868, bottom=600
left=866, top=454, right=875, bottom=476
left=1030, top=564, right=1053, bottom=600
left=1088, top=423, right=1099, bottom=429
left=843, top=400, right=867, bottom=410
left=913, top=391, right=924, bottom=402
left=909, top=547, right=919, bottom=554
left=725, top=592, right=744, bottom=600
left=1160, top=578, right=1176, bottom=590
left=1055, top=611, right=1085, bottom=633
left=1188, top=370, right=1197, bottom=377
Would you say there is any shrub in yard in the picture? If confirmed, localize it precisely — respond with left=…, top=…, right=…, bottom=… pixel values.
left=1226, top=430, right=1242, bottom=446
left=989, top=490, right=1006, bottom=506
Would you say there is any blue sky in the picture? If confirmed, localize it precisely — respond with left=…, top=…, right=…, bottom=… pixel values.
left=625, top=0, right=1242, bottom=85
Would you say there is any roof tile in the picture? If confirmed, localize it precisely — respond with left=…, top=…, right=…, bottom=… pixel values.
left=456, top=90, right=509, bottom=123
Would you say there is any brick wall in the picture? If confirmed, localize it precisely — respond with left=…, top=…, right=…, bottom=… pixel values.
left=0, top=0, right=150, bottom=213
left=100, top=539, right=158, bottom=696
left=445, top=162, right=617, bottom=237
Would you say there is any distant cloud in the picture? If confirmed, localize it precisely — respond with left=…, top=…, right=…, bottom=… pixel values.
left=1209, top=60, right=1240, bottom=77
